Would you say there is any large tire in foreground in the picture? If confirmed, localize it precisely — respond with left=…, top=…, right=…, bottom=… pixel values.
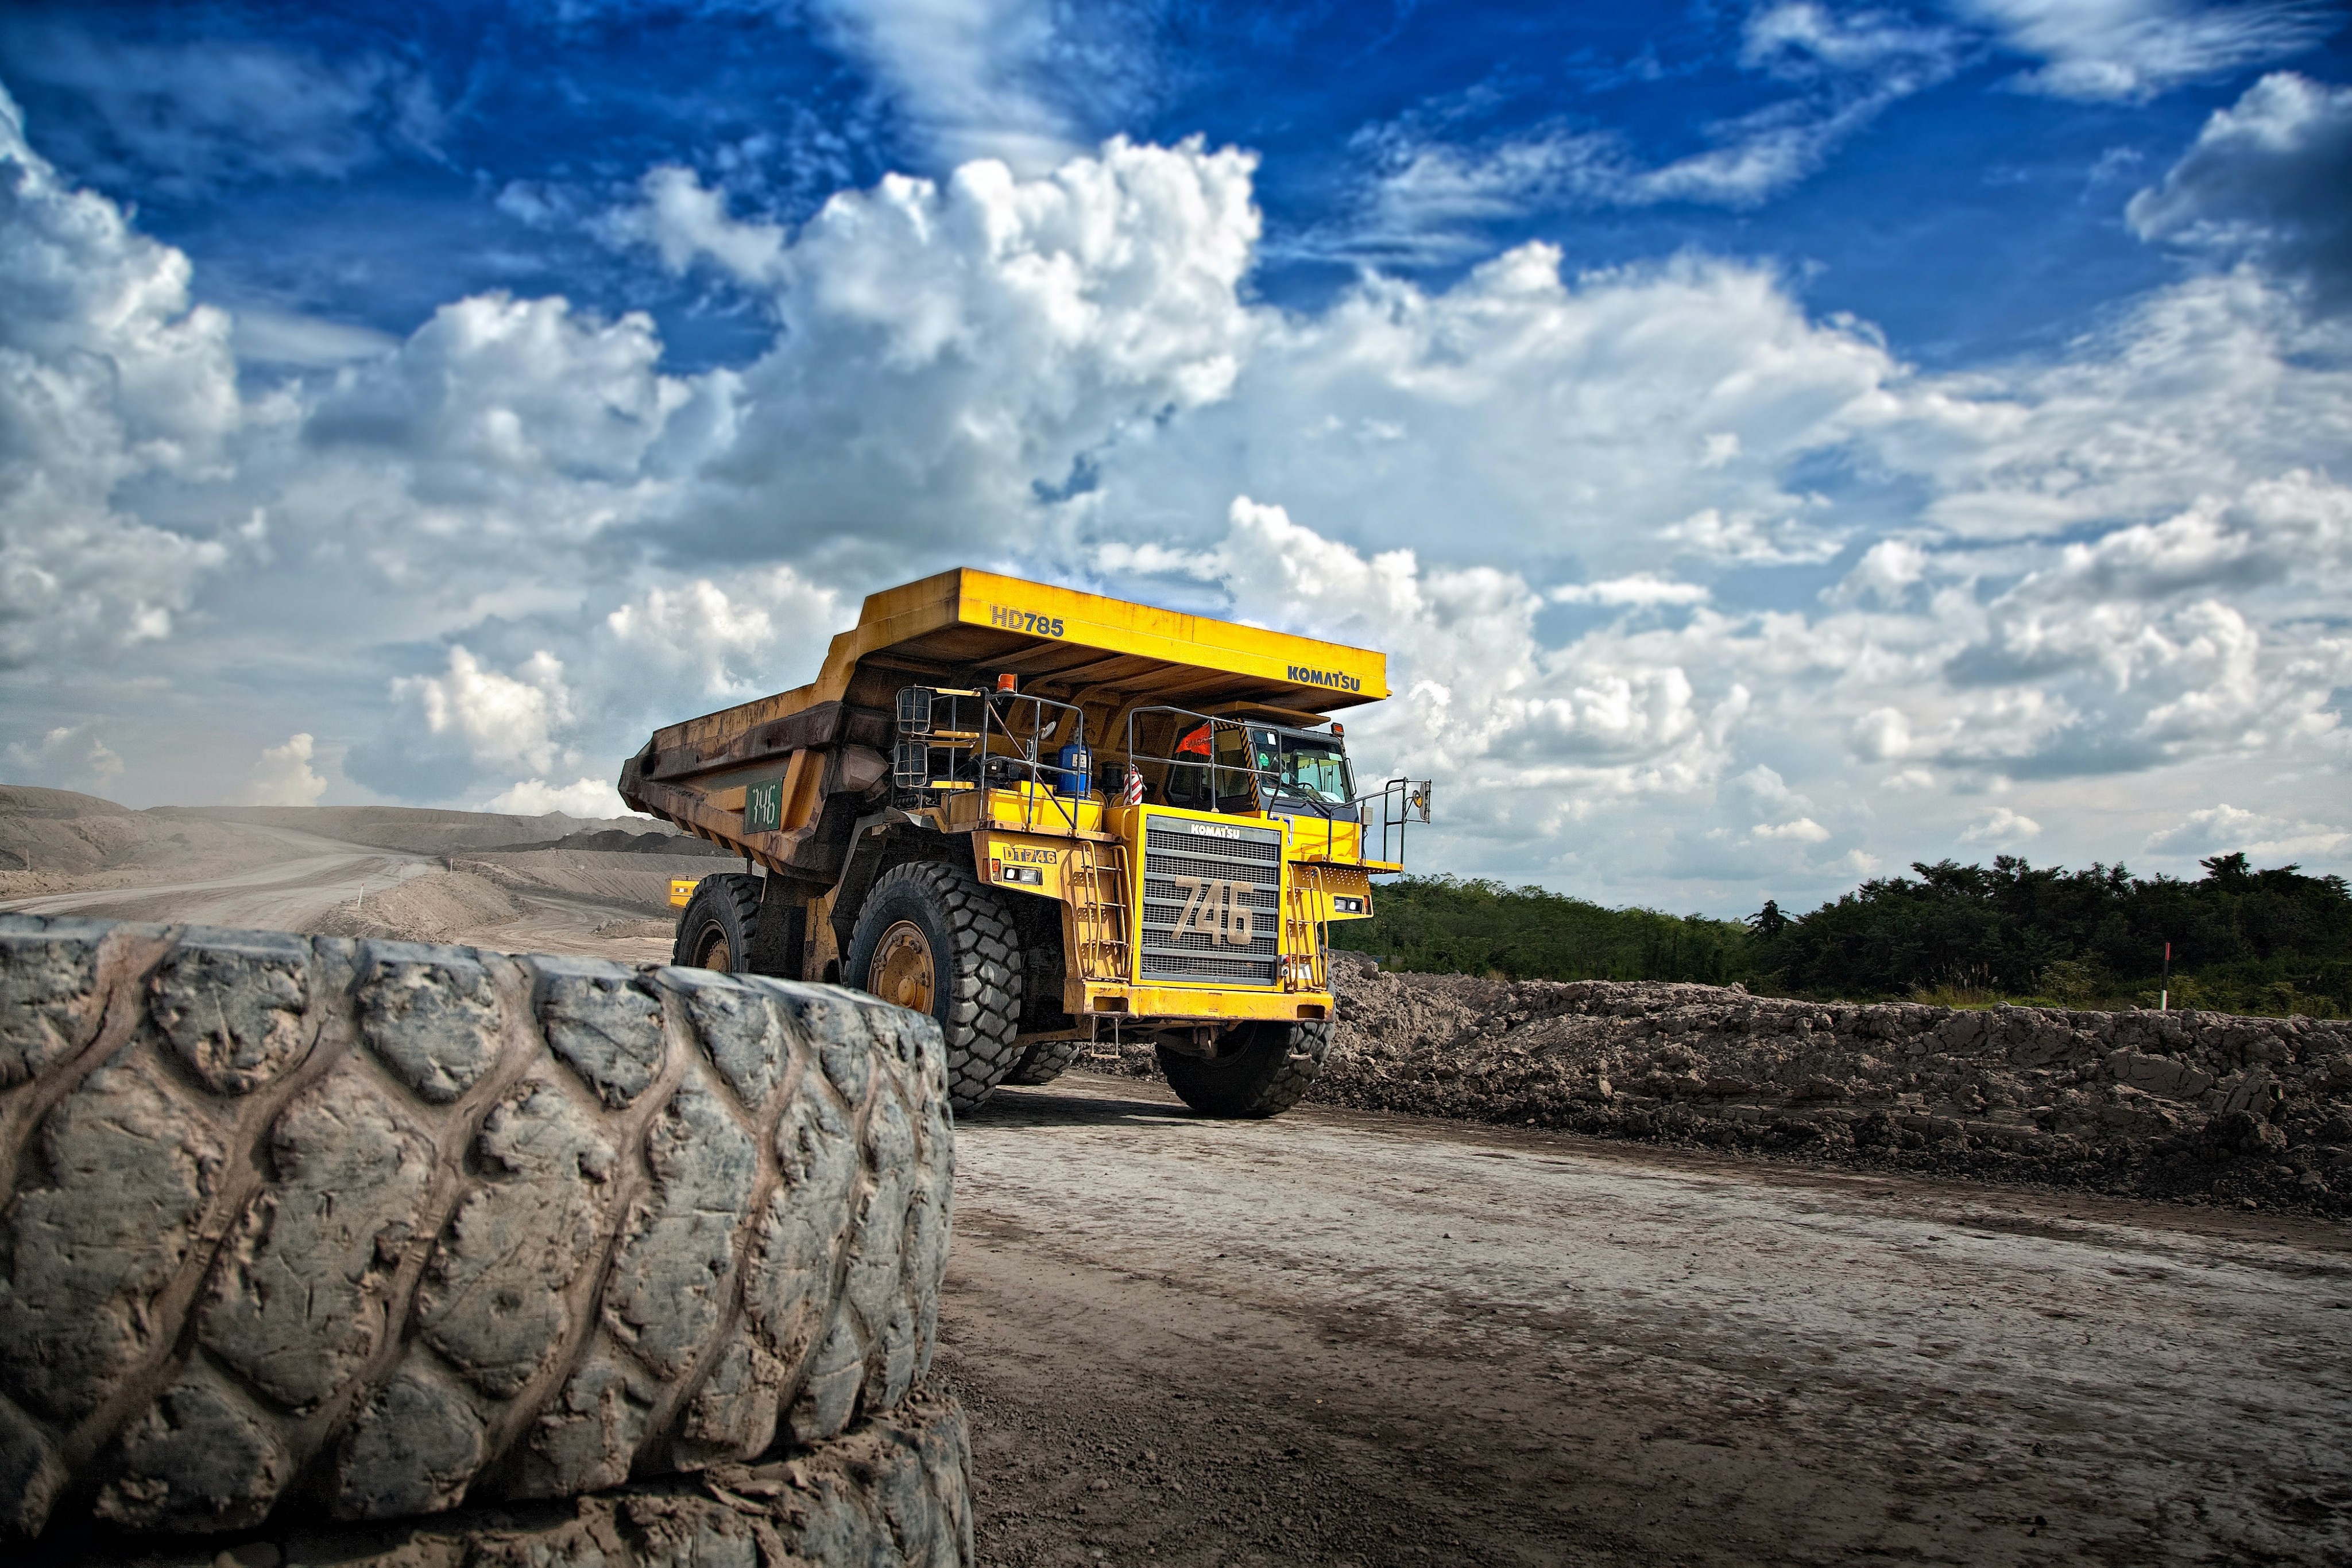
left=672, top=871, right=762, bottom=971
left=0, top=915, right=953, bottom=1543
left=25, top=1390, right=972, bottom=1567
left=1158, top=1019, right=1332, bottom=1118
left=844, top=862, right=1023, bottom=1113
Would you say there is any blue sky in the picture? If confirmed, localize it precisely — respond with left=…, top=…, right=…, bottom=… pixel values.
left=2, top=2, right=2309, bottom=363
left=2, top=1, right=2349, bottom=913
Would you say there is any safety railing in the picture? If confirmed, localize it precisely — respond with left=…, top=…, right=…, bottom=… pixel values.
left=892, top=686, right=1094, bottom=835
left=1117, top=704, right=1429, bottom=866
left=1120, top=706, right=1271, bottom=816
left=1364, top=776, right=1433, bottom=866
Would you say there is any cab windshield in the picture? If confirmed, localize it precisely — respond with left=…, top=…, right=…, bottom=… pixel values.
left=1163, top=722, right=1355, bottom=812
left=1254, top=729, right=1354, bottom=808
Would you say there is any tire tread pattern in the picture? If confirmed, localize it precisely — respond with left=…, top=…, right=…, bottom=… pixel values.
left=848, top=862, right=1024, bottom=1113
left=0, top=914, right=953, bottom=1542
left=24, top=1391, right=973, bottom=1567
left=1004, top=1037, right=1086, bottom=1086
left=1158, top=1019, right=1332, bottom=1118
left=670, top=874, right=762, bottom=970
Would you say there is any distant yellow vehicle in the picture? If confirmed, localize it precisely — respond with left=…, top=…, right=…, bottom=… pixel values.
left=621, top=568, right=1429, bottom=1115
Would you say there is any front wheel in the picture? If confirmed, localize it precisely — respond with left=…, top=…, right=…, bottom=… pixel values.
left=1158, top=1019, right=1331, bottom=1118
left=845, top=860, right=1025, bottom=1111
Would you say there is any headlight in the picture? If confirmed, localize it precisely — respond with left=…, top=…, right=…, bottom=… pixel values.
left=997, top=863, right=1045, bottom=885
left=1331, top=896, right=1365, bottom=913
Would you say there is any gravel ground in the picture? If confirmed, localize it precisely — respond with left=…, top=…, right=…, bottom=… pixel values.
left=939, top=1071, right=2352, bottom=1567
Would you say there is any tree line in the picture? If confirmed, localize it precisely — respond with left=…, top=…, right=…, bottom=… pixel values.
left=1330, top=853, right=2351, bottom=1017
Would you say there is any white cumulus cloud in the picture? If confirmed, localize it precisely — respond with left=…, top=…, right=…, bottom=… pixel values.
left=2145, top=801, right=2349, bottom=859
left=242, top=732, right=327, bottom=807
left=1960, top=806, right=2042, bottom=844
left=390, top=647, right=577, bottom=776
left=1553, top=575, right=1711, bottom=607
left=2128, top=72, right=2352, bottom=308
left=0, top=86, right=241, bottom=670
left=483, top=777, right=634, bottom=819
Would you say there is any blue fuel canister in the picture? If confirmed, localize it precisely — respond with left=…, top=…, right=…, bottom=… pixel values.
left=1054, top=744, right=1093, bottom=796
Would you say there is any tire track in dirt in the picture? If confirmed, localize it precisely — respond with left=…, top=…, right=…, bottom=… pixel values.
left=939, top=1071, right=2352, bottom=1566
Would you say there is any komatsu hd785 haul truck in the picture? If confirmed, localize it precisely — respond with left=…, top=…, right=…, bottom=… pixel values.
left=620, top=568, right=1430, bottom=1116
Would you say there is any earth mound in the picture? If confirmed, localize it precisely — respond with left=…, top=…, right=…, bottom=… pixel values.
left=1094, top=954, right=2352, bottom=1215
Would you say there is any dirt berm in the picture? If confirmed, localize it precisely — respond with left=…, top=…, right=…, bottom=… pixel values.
left=0, top=913, right=966, bottom=1565
left=0, top=788, right=305, bottom=884
left=1097, top=953, right=2352, bottom=1215
left=154, top=805, right=670, bottom=857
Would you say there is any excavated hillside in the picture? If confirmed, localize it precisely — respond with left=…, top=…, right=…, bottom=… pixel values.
left=1096, top=953, right=2352, bottom=1216
left=0, top=786, right=307, bottom=887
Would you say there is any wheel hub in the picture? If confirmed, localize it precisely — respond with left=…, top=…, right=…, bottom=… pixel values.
left=871, top=920, right=936, bottom=1014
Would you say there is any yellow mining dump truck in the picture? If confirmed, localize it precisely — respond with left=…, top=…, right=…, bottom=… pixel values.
left=620, top=568, right=1430, bottom=1115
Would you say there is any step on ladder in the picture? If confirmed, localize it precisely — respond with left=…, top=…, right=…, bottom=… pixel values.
left=1283, top=865, right=1330, bottom=993
left=1065, top=835, right=1131, bottom=984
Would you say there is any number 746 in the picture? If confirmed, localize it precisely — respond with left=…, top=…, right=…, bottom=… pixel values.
left=1173, top=876, right=1255, bottom=946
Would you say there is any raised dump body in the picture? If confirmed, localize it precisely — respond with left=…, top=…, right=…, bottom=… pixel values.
left=621, top=567, right=1429, bottom=1114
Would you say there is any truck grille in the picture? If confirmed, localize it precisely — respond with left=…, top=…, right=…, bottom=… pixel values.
left=1139, top=818, right=1284, bottom=987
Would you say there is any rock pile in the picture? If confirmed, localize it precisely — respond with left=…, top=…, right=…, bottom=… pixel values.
left=1104, top=954, right=2352, bottom=1215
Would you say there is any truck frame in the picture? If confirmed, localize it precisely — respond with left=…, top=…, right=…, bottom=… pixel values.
left=620, top=568, right=1429, bottom=1115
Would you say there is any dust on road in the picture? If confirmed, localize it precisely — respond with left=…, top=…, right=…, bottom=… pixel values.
left=0, top=819, right=676, bottom=962
left=938, top=1071, right=2352, bottom=1566
left=0, top=821, right=435, bottom=927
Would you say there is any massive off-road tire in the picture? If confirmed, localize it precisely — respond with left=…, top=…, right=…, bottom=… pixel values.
left=672, top=872, right=763, bottom=972
left=1004, top=1037, right=1086, bottom=1086
left=1158, top=1019, right=1332, bottom=1118
left=0, top=915, right=954, bottom=1543
left=844, top=862, right=1023, bottom=1113
left=25, top=1391, right=974, bottom=1567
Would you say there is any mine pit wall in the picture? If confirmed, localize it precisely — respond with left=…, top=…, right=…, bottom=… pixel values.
left=1100, top=954, right=2352, bottom=1216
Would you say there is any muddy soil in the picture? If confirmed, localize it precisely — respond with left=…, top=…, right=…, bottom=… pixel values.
left=1091, top=954, right=2352, bottom=1218
left=942, top=1071, right=2352, bottom=1567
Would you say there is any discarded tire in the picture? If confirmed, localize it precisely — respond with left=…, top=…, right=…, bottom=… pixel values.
left=0, top=915, right=954, bottom=1545
left=1159, top=1018, right=1332, bottom=1118
left=23, top=1389, right=973, bottom=1567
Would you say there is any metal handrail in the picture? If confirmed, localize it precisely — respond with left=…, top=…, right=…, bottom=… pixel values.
left=1365, top=776, right=1433, bottom=865
left=893, top=687, right=1093, bottom=834
left=1119, top=705, right=1275, bottom=816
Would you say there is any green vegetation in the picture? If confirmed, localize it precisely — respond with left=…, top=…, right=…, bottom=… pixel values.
left=1328, top=876, right=1754, bottom=985
left=1338, top=853, right=2352, bottom=1017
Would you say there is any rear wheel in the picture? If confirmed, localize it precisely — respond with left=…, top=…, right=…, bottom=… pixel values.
left=1158, top=1019, right=1330, bottom=1118
left=673, top=872, right=761, bottom=971
left=845, top=860, right=1024, bottom=1111
left=1005, top=1037, right=1086, bottom=1085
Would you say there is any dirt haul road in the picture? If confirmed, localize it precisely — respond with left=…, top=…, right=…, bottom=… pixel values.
left=0, top=821, right=432, bottom=925
left=0, top=820, right=668, bottom=959
left=938, top=1071, right=2352, bottom=1567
